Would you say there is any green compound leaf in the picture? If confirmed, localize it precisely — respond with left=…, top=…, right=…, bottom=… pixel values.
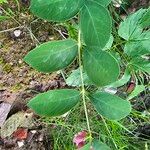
left=90, top=92, right=131, bottom=120
left=83, top=47, right=120, bottom=87
left=90, top=0, right=111, bottom=7
left=24, top=39, right=77, bottom=73
left=118, top=9, right=146, bottom=40
left=28, top=89, right=80, bottom=117
left=80, top=1, right=112, bottom=48
left=118, top=7, right=150, bottom=57
left=130, top=57, right=150, bottom=74
left=30, top=0, right=85, bottom=22
left=140, top=7, right=150, bottom=28
left=81, top=139, right=111, bottom=150
left=124, top=30, right=150, bottom=57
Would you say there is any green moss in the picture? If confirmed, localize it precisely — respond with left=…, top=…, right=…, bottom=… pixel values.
left=0, top=83, right=4, bottom=89
left=0, top=57, right=4, bottom=65
left=11, top=83, right=22, bottom=91
left=3, top=63, right=12, bottom=73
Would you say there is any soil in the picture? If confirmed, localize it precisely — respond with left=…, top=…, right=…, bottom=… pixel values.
left=0, top=128, right=54, bottom=150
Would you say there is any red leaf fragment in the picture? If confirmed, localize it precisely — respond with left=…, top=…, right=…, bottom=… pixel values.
left=13, top=128, right=28, bottom=140
left=127, top=82, right=135, bottom=93
left=73, top=131, right=87, bottom=149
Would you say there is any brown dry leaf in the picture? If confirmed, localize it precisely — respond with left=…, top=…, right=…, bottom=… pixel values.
left=0, top=112, right=24, bottom=138
left=0, top=102, right=11, bottom=127
left=0, top=90, right=17, bottom=104
left=0, top=111, right=34, bottom=138
left=20, top=112, right=34, bottom=128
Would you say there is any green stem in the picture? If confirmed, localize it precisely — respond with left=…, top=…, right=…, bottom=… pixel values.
left=78, top=30, right=92, bottom=142
left=14, top=0, right=20, bottom=12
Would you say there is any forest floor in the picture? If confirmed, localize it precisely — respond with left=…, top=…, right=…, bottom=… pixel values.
left=0, top=0, right=150, bottom=150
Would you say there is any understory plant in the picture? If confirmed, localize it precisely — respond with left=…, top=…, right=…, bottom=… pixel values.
left=24, top=0, right=150, bottom=149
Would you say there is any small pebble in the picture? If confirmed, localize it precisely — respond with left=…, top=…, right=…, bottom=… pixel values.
left=14, top=30, right=21, bottom=38
left=31, top=130, right=37, bottom=134
left=19, top=59, right=23, bottom=64
left=17, top=141, right=24, bottom=148
left=112, top=0, right=122, bottom=8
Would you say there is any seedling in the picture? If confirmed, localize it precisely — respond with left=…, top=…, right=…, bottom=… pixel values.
left=24, top=0, right=150, bottom=148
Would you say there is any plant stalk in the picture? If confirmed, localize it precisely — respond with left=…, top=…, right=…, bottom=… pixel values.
left=78, top=29, right=92, bottom=142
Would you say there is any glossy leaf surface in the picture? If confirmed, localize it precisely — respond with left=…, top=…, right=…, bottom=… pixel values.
left=118, top=9, right=146, bottom=40
left=103, top=34, right=114, bottom=50
left=110, top=69, right=131, bottom=88
left=83, top=47, right=120, bottom=87
left=28, top=89, right=80, bottom=117
left=90, top=92, right=131, bottom=120
left=124, top=31, right=150, bottom=56
left=30, top=0, right=85, bottom=22
left=90, top=0, right=111, bottom=7
left=24, top=39, right=77, bottom=73
left=140, top=7, right=150, bottom=28
left=130, top=58, right=150, bottom=74
left=80, top=1, right=112, bottom=48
